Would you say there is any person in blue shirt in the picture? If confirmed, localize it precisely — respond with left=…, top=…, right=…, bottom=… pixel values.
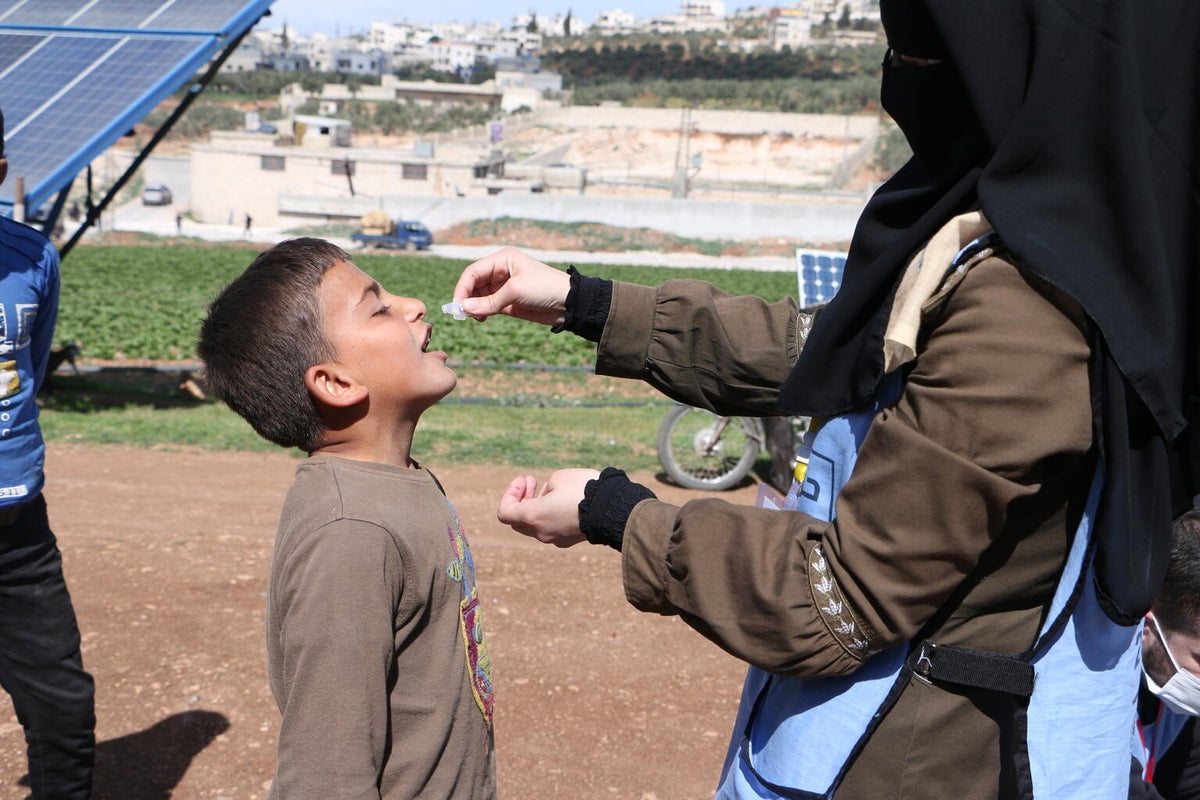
left=1133, top=509, right=1200, bottom=800
left=0, top=107, right=95, bottom=798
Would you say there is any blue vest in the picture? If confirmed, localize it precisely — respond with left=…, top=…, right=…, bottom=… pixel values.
left=714, top=373, right=1141, bottom=800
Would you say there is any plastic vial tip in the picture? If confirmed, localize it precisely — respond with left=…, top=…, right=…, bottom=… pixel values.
left=441, top=301, right=467, bottom=321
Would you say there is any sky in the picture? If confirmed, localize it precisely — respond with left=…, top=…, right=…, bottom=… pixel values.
left=264, top=0, right=684, bottom=36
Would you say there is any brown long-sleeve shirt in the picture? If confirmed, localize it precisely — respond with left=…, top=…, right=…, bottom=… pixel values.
left=267, top=456, right=496, bottom=800
left=596, top=255, right=1094, bottom=798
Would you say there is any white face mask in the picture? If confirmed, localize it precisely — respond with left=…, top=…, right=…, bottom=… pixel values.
left=1145, top=614, right=1200, bottom=717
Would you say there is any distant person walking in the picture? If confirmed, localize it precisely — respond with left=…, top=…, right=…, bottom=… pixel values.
left=175, top=214, right=182, bottom=235
left=244, top=213, right=252, bottom=237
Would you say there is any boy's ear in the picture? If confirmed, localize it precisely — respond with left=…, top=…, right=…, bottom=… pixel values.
left=305, top=361, right=368, bottom=408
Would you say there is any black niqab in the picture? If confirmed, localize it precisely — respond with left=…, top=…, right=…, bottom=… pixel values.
left=779, top=0, right=1200, bottom=623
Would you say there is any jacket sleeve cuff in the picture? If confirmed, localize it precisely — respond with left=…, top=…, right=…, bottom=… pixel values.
left=553, top=266, right=612, bottom=342
left=579, top=467, right=655, bottom=551
left=620, top=499, right=684, bottom=613
left=596, top=281, right=659, bottom=380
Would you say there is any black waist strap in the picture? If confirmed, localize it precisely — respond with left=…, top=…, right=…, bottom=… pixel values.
left=911, top=640, right=1035, bottom=698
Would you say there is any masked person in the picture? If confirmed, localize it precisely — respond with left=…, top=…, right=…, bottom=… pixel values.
left=1132, top=510, right=1200, bottom=800
left=454, top=2, right=1200, bottom=798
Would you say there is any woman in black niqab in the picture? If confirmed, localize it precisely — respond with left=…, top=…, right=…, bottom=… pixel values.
left=781, top=0, right=1200, bottom=624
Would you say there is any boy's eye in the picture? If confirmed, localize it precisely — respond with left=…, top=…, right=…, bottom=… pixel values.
left=374, top=304, right=391, bottom=316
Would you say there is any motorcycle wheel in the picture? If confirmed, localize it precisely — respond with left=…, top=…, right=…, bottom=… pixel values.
left=656, top=405, right=762, bottom=491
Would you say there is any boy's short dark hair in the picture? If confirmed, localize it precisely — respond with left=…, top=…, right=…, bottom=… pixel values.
left=197, top=237, right=350, bottom=452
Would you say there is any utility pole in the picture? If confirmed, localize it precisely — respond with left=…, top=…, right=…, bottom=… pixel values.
left=672, top=107, right=693, bottom=199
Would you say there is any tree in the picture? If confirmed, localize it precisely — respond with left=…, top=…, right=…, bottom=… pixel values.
left=564, top=9, right=572, bottom=37
left=838, top=4, right=852, bottom=29
left=527, top=12, right=539, bottom=33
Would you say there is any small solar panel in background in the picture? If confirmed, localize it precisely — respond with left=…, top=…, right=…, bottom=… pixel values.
left=794, top=249, right=848, bottom=308
left=0, top=0, right=273, bottom=216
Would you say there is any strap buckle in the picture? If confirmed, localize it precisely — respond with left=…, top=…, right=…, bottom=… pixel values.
left=910, top=639, right=1035, bottom=698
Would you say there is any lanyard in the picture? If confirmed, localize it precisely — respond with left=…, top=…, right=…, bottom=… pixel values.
left=1137, top=701, right=1165, bottom=783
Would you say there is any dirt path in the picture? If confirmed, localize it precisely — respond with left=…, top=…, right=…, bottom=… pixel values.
left=0, top=444, right=760, bottom=800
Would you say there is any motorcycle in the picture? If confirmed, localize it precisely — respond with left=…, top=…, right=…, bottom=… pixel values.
left=655, top=405, right=807, bottom=492
left=655, top=247, right=843, bottom=492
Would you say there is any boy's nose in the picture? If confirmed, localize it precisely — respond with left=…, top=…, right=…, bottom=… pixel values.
left=399, top=296, right=426, bottom=319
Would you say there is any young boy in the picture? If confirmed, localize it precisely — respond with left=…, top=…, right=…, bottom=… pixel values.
left=197, top=238, right=495, bottom=799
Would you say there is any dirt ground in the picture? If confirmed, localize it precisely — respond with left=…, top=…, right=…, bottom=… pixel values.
left=0, top=444, right=761, bottom=800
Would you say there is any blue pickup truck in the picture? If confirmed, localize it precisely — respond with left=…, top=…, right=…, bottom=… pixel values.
left=351, top=219, right=433, bottom=251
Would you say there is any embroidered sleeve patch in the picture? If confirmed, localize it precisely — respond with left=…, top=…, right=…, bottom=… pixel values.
left=809, top=543, right=880, bottom=661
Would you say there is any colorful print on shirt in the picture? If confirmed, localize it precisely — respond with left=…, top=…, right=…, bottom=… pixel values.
left=446, top=510, right=494, bottom=728
left=0, top=360, right=17, bottom=400
left=0, top=302, right=37, bottom=357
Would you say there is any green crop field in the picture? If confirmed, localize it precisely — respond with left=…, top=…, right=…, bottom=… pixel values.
left=57, top=245, right=798, bottom=365
left=43, top=244, right=797, bottom=475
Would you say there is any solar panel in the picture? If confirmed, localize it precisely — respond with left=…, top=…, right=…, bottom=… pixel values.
left=0, top=0, right=266, bottom=34
left=0, top=0, right=273, bottom=216
left=795, top=248, right=848, bottom=307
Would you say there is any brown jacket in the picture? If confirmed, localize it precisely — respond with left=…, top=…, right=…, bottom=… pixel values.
left=597, top=256, right=1094, bottom=798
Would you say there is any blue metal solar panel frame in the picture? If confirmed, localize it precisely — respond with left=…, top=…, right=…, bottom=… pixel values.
left=794, top=248, right=848, bottom=308
left=0, top=0, right=273, bottom=217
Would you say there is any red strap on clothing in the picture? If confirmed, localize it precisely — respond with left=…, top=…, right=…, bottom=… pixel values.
left=1138, top=702, right=1165, bottom=783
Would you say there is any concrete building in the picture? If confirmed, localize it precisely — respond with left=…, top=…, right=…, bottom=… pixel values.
left=594, top=8, right=637, bottom=32
left=494, top=68, right=563, bottom=94
left=189, top=128, right=506, bottom=228
left=223, top=38, right=265, bottom=71
left=292, top=34, right=342, bottom=72
left=681, top=0, right=726, bottom=18
left=364, top=21, right=431, bottom=51
left=511, top=12, right=571, bottom=38
left=262, top=52, right=310, bottom=71
left=771, top=8, right=814, bottom=49
left=290, top=115, right=352, bottom=147
left=280, top=76, right=505, bottom=115
left=475, top=39, right=521, bottom=63
left=330, top=49, right=389, bottom=76
left=428, top=41, right=480, bottom=75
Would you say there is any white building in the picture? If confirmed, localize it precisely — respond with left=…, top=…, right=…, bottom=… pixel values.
left=223, top=38, right=265, bottom=71
left=428, top=41, right=480, bottom=75
left=476, top=39, right=522, bottom=63
left=497, top=28, right=542, bottom=56
left=511, top=12, right=572, bottom=38
left=292, top=34, right=339, bottom=72
left=495, top=69, right=562, bottom=93
left=290, top=115, right=352, bottom=147
left=330, top=49, right=389, bottom=76
left=366, top=21, right=413, bottom=51
left=681, top=0, right=726, bottom=18
left=594, top=8, right=637, bottom=31
left=189, top=131, right=499, bottom=228
left=431, top=22, right=474, bottom=41
left=771, top=8, right=814, bottom=49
